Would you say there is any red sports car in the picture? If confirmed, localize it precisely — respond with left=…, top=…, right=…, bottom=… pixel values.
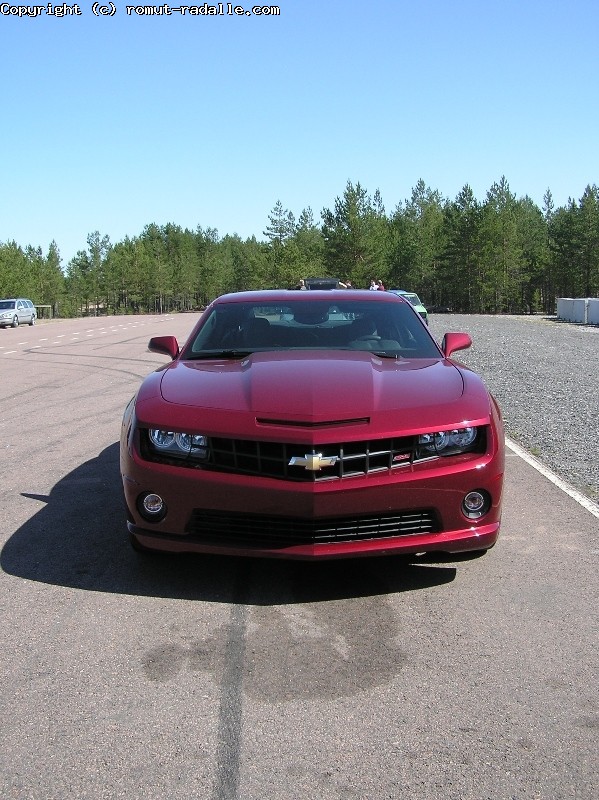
left=120, top=290, right=504, bottom=559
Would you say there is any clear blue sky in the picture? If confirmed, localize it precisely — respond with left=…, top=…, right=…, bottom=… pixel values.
left=1, top=0, right=598, bottom=265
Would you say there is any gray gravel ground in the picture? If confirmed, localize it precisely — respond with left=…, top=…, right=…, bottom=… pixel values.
left=427, top=313, right=599, bottom=503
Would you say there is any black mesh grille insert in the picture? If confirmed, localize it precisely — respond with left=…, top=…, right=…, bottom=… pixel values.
left=208, top=436, right=415, bottom=481
left=186, top=509, right=440, bottom=548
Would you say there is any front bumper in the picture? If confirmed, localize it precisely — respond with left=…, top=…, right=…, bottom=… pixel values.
left=122, top=439, right=503, bottom=559
left=127, top=520, right=500, bottom=559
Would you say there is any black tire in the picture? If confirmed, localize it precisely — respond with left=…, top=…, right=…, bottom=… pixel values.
left=11, top=316, right=18, bottom=328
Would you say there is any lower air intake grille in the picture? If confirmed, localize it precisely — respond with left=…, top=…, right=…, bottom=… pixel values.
left=186, top=509, right=439, bottom=549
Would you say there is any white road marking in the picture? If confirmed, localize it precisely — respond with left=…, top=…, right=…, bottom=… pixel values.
left=506, top=436, right=599, bottom=520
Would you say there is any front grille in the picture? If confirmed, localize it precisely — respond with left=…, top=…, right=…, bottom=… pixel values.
left=186, top=509, right=440, bottom=548
left=208, top=436, right=415, bottom=482
left=142, top=428, right=485, bottom=481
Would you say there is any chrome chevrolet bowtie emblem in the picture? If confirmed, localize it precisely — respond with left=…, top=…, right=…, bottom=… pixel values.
left=288, top=452, right=339, bottom=471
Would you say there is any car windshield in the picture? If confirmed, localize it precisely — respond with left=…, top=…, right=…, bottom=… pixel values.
left=183, top=298, right=440, bottom=359
left=405, top=294, right=422, bottom=306
left=0, top=301, right=16, bottom=310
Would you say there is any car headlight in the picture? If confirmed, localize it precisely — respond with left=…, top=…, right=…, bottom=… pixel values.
left=416, top=426, right=479, bottom=458
left=147, top=429, right=208, bottom=460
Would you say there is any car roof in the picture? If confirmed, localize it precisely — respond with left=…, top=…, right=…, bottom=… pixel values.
left=214, top=289, right=407, bottom=305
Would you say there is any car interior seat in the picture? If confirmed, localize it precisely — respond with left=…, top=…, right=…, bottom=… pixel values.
left=244, top=317, right=272, bottom=347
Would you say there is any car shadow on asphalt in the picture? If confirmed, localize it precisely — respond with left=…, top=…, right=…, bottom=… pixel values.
left=1, top=442, right=458, bottom=604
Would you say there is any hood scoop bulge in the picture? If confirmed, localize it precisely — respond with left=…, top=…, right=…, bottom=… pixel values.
left=256, top=416, right=371, bottom=428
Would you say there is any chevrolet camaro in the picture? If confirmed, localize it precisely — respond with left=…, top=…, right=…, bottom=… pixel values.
left=120, top=290, right=504, bottom=559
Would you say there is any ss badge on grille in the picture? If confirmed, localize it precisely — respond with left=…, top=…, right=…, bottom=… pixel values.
left=288, top=452, right=339, bottom=471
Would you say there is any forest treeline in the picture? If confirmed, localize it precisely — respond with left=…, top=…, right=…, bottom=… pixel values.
left=1, top=177, right=598, bottom=316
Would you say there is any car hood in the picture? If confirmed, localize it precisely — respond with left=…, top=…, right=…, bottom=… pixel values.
left=136, top=351, right=490, bottom=435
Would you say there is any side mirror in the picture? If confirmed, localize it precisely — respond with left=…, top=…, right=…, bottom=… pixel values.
left=148, top=335, right=179, bottom=360
left=442, top=332, right=472, bottom=358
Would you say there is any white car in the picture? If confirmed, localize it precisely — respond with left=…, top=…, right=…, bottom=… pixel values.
left=0, top=298, right=37, bottom=328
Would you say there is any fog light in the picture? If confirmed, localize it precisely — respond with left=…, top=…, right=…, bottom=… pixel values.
left=138, top=492, right=167, bottom=522
left=462, top=490, right=490, bottom=520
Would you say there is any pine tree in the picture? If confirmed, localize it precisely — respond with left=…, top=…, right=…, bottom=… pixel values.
left=321, top=180, right=389, bottom=288
left=439, top=185, right=482, bottom=312
left=264, top=200, right=296, bottom=244
left=578, top=185, right=599, bottom=296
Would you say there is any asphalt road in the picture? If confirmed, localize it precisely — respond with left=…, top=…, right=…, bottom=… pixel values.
left=0, top=314, right=597, bottom=800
